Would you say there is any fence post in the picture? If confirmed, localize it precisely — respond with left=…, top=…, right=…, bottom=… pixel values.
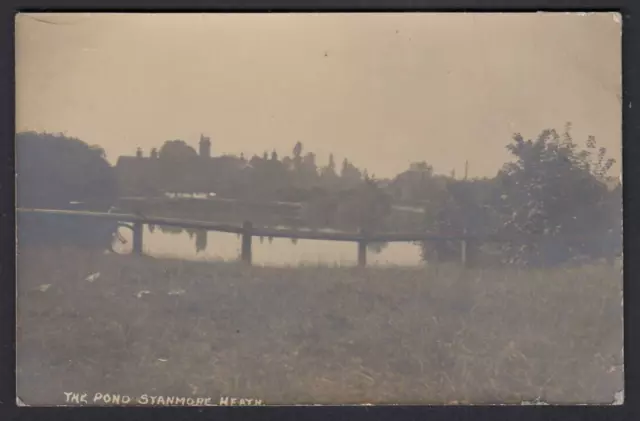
left=132, top=221, right=143, bottom=255
left=358, top=229, right=367, bottom=267
left=241, top=221, right=253, bottom=265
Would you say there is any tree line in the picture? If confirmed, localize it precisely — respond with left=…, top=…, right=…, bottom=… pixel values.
left=15, top=125, right=622, bottom=267
left=124, top=139, right=367, bottom=202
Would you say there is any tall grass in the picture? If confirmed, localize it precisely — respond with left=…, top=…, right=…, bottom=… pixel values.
left=16, top=247, right=623, bottom=405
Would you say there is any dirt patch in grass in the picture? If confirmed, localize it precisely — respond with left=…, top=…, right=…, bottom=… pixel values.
left=16, top=247, right=623, bottom=405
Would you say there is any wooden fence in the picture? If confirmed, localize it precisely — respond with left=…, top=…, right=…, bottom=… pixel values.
left=17, top=207, right=489, bottom=267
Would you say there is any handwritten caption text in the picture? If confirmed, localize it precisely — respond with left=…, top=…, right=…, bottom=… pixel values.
left=63, top=392, right=264, bottom=406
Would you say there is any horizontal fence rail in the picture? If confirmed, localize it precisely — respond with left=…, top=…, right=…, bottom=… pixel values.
left=16, top=207, right=518, bottom=266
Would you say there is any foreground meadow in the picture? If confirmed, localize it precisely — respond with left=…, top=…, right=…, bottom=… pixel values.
left=16, top=247, right=623, bottom=405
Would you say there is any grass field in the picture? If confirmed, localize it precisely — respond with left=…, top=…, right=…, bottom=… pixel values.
left=16, top=247, right=623, bottom=406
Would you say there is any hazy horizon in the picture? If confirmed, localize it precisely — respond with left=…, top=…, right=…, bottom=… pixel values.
left=16, top=12, right=622, bottom=179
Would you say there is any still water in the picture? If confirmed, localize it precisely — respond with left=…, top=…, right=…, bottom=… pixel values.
left=114, top=226, right=425, bottom=267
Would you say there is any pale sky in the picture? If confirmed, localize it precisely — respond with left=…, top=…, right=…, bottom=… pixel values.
left=15, top=12, right=622, bottom=179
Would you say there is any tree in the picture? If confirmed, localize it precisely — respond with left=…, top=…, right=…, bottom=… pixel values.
left=497, top=124, right=619, bottom=266
left=303, top=152, right=317, bottom=169
left=334, top=177, right=392, bottom=233
left=418, top=176, right=504, bottom=264
left=320, top=153, right=340, bottom=189
left=415, top=124, right=620, bottom=267
left=281, top=156, right=293, bottom=171
left=300, top=152, right=319, bottom=186
left=159, top=139, right=198, bottom=161
left=158, top=140, right=200, bottom=193
left=16, top=131, right=118, bottom=210
left=328, top=153, right=336, bottom=172
left=300, top=188, right=335, bottom=228
left=293, top=141, right=303, bottom=160
left=292, top=142, right=303, bottom=172
left=340, top=158, right=362, bottom=188
left=409, top=161, right=434, bottom=174
left=16, top=131, right=119, bottom=250
left=387, top=162, right=434, bottom=203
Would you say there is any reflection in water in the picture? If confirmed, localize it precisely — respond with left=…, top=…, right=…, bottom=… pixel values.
left=158, top=225, right=183, bottom=235
left=195, top=229, right=207, bottom=253
left=115, top=226, right=424, bottom=267
left=367, top=242, right=389, bottom=253
left=18, top=214, right=423, bottom=267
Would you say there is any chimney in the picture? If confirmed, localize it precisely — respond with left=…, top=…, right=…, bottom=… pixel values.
left=199, top=134, right=211, bottom=158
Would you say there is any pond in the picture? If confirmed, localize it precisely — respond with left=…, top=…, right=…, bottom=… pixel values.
left=113, top=225, right=425, bottom=267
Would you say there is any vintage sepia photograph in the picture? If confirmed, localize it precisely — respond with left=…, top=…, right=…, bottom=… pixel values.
left=15, top=12, right=623, bottom=406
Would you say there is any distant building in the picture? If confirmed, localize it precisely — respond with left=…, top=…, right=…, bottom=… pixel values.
left=114, top=134, right=247, bottom=197
left=199, top=134, right=211, bottom=158
left=115, top=150, right=161, bottom=197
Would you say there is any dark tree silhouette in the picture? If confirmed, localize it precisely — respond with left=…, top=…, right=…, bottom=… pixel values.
left=319, top=153, right=340, bottom=189
left=281, top=156, right=293, bottom=171
left=328, top=153, right=336, bottom=172
left=293, top=142, right=303, bottom=160
left=159, top=140, right=198, bottom=161
left=158, top=140, right=200, bottom=193
left=17, top=131, right=117, bottom=209
left=16, top=131, right=119, bottom=250
left=291, top=142, right=304, bottom=176
left=340, top=158, right=362, bottom=188
left=299, top=152, right=319, bottom=187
